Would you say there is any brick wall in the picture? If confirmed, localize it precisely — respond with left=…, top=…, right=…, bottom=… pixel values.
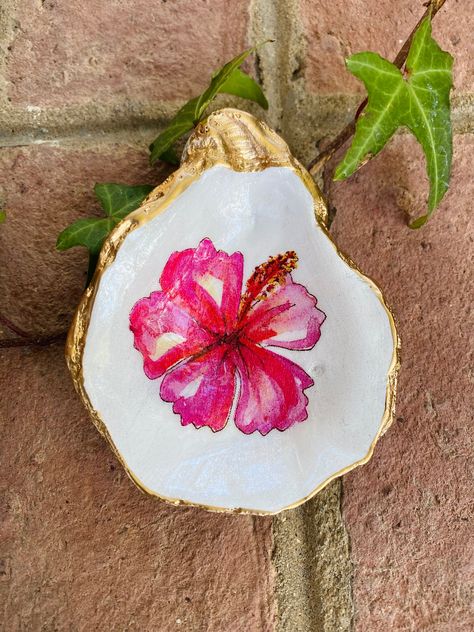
left=1, top=1, right=472, bottom=630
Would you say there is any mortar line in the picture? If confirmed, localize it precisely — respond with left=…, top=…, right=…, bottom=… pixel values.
left=1, top=95, right=472, bottom=151
left=248, top=1, right=355, bottom=631
left=340, top=478, right=355, bottom=630
left=248, top=0, right=286, bottom=129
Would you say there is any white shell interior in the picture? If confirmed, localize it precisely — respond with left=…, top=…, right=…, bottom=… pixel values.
left=83, top=166, right=395, bottom=513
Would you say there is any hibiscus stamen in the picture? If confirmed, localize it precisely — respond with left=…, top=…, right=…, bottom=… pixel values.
left=239, top=250, right=298, bottom=317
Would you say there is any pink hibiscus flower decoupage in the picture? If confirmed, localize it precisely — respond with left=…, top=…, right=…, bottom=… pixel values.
left=129, top=238, right=326, bottom=435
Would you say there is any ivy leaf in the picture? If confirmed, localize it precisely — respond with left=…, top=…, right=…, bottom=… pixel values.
left=93, top=183, right=154, bottom=219
left=149, top=97, right=200, bottom=165
left=194, top=46, right=261, bottom=116
left=334, top=16, right=453, bottom=227
left=0, top=209, right=5, bottom=223
left=219, top=68, right=268, bottom=109
left=149, top=44, right=269, bottom=165
left=159, top=145, right=180, bottom=165
left=57, top=183, right=153, bottom=282
left=56, top=217, right=117, bottom=255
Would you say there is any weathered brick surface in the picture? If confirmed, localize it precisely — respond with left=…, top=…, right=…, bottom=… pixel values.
left=0, top=345, right=275, bottom=631
left=331, top=134, right=474, bottom=630
left=300, top=0, right=473, bottom=94
left=5, top=0, right=250, bottom=107
left=2, top=0, right=474, bottom=628
left=0, top=143, right=170, bottom=336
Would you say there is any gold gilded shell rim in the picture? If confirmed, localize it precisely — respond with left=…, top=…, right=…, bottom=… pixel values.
left=66, top=108, right=401, bottom=516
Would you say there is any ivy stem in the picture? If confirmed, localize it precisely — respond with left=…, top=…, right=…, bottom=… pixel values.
left=0, top=313, right=67, bottom=349
left=0, top=313, right=32, bottom=340
left=307, top=0, right=448, bottom=177
left=0, top=332, right=67, bottom=349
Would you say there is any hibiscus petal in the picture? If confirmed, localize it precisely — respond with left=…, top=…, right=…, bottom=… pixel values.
left=232, top=342, right=314, bottom=435
left=159, top=238, right=243, bottom=334
left=240, top=275, right=326, bottom=350
left=130, top=291, right=216, bottom=379
left=160, top=344, right=236, bottom=431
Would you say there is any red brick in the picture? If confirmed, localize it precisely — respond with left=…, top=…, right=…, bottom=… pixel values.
left=6, top=1, right=250, bottom=107
left=331, top=134, right=474, bottom=630
left=0, top=345, right=275, bottom=631
left=300, top=0, right=473, bottom=94
left=0, top=143, right=169, bottom=336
